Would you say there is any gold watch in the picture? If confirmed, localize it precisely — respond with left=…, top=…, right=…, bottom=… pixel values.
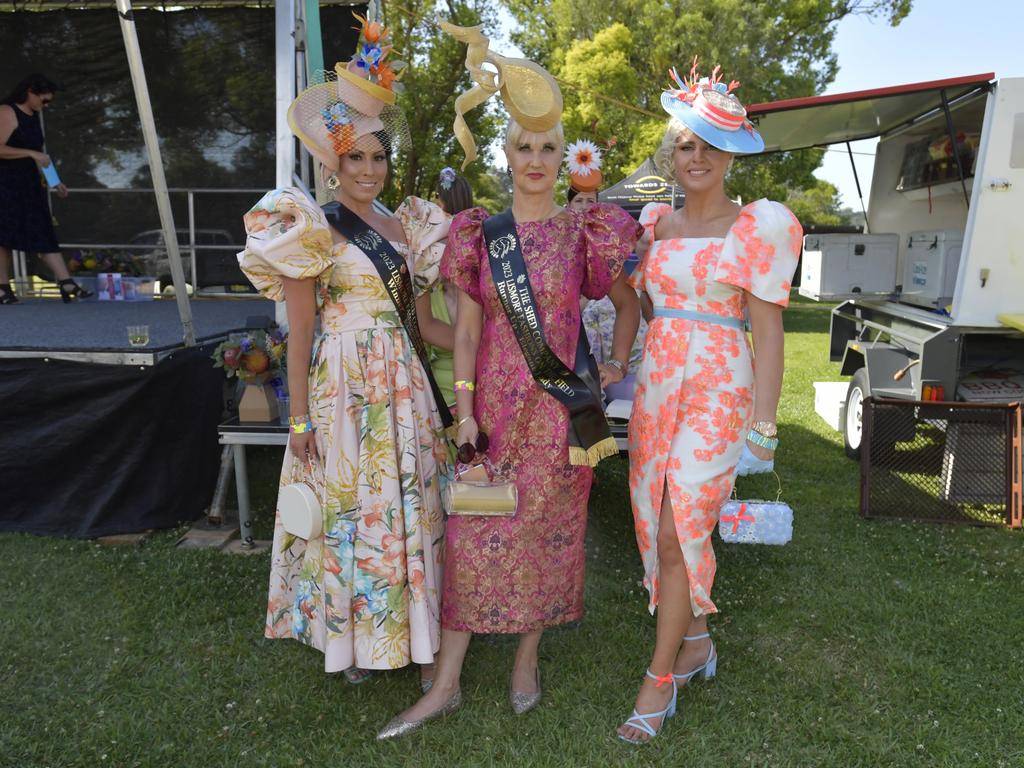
left=751, top=420, right=777, bottom=438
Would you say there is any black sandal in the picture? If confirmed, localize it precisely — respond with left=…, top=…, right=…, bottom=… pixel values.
left=58, top=278, right=94, bottom=303
left=0, top=283, right=18, bottom=304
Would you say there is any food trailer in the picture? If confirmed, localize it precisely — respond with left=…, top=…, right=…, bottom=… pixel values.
left=747, top=74, right=1024, bottom=458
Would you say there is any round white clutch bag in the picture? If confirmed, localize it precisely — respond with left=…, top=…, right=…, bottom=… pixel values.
left=278, top=480, right=322, bottom=539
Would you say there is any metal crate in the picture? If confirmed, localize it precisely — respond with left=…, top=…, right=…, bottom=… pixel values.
left=860, top=399, right=1022, bottom=527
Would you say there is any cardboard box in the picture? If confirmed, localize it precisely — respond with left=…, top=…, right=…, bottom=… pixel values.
left=96, top=273, right=124, bottom=301
left=814, top=381, right=850, bottom=431
left=122, top=276, right=156, bottom=302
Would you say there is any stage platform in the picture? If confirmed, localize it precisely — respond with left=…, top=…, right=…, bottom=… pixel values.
left=1, top=296, right=276, bottom=538
left=1, top=296, right=276, bottom=365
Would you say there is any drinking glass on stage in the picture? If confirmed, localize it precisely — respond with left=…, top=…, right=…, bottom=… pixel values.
left=127, top=324, right=150, bottom=347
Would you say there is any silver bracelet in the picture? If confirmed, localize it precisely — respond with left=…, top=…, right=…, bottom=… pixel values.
left=606, top=358, right=626, bottom=373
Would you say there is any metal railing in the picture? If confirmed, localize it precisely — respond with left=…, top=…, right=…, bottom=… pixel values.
left=14, top=186, right=266, bottom=298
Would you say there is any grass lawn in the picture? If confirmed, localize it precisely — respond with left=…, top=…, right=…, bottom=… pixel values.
left=3, top=298, right=1023, bottom=767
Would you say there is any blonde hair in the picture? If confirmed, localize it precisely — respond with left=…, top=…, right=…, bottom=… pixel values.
left=504, top=118, right=565, bottom=151
left=653, top=118, right=689, bottom=180
left=653, top=118, right=736, bottom=181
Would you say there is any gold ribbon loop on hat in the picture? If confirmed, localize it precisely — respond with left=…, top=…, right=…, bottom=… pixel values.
left=440, top=19, right=562, bottom=170
left=438, top=20, right=500, bottom=169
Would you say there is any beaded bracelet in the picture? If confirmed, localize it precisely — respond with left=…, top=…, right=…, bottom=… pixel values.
left=454, top=379, right=475, bottom=392
left=289, top=415, right=315, bottom=434
left=746, top=429, right=778, bottom=451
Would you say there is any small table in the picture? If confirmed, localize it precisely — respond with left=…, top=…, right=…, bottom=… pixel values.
left=218, top=417, right=289, bottom=546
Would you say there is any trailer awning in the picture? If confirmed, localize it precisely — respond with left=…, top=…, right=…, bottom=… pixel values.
left=746, top=73, right=994, bottom=153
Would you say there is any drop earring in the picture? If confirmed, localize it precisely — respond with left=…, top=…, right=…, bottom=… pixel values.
left=506, top=167, right=513, bottom=178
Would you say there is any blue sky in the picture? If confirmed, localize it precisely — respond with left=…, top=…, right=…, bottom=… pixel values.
left=497, top=0, right=1022, bottom=205
left=816, top=0, right=1023, bottom=207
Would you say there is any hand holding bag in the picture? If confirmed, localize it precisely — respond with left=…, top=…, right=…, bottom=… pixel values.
left=278, top=457, right=324, bottom=539
left=446, top=458, right=518, bottom=517
left=719, top=471, right=792, bottom=545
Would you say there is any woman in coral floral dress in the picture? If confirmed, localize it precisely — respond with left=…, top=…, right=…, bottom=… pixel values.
left=618, top=61, right=802, bottom=743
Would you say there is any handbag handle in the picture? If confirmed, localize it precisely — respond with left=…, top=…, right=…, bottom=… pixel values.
left=301, top=454, right=327, bottom=505
left=732, top=470, right=783, bottom=502
left=453, top=454, right=497, bottom=481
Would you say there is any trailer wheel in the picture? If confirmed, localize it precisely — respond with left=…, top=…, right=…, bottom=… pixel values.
left=843, top=368, right=870, bottom=460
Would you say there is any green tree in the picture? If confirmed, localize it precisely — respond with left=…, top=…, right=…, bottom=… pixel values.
left=384, top=0, right=504, bottom=209
left=786, top=179, right=856, bottom=227
left=503, top=0, right=912, bottom=201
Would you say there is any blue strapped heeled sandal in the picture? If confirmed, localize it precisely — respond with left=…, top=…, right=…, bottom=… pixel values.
left=673, top=631, right=717, bottom=686
left=618, top=670, right=678, bottom=744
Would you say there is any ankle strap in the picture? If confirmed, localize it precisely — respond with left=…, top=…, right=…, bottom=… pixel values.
left=684, top=632, right=710, bottom=641
left=645, top=670, right=674, bottom=688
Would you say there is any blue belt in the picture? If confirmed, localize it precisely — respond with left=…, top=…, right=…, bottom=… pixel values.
left=652, top=307, right=745, bottom=329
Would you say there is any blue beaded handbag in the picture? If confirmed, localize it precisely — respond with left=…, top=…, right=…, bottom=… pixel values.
left=718, top=472, right=793, bottom=545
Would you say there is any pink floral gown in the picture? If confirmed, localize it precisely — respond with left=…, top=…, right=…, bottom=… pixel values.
left=239, top=189, right=450, bottom=672
left=627, top=199, right=801, bottom=616
left=441, top=205, right=642, bottom=633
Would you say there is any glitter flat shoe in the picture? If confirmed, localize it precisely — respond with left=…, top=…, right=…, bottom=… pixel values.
left=376, top=688, right=462, bottom=740
left=509, top=667, right=541, bottom=715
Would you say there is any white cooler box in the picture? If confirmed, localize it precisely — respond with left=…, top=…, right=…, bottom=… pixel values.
left=799, top=233, right=899, bottom=301
left=900, top=229, right=963, bottom=309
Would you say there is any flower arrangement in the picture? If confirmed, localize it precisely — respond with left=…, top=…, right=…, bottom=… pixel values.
left=212, top=330, right=287, bottom=381
left=351, top=0, right=405, bottom=93
left=66, top=249, right=145, bottom=276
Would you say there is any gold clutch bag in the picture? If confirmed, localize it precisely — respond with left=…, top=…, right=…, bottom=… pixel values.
left=446, top=462, right=518, bottom=517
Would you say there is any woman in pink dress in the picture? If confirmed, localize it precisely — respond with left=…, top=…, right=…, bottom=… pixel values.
left=377, top=23, right=642, bottom=739
left=618, top=61, right=802, bottom=742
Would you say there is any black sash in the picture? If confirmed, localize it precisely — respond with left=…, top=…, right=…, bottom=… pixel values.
left=483, top=209, right=616, bottom=467
left=322, top=201, right=453, bottom=428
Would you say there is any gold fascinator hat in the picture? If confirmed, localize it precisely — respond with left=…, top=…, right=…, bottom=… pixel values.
left=439, top=20, right=563, bottom=169
left=288, top=0, right=410, bottom=172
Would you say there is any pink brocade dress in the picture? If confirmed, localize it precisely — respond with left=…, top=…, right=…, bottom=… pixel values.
left=440, top=204, right=642, bottom=633
left=627, top=199, right=801, bottom=617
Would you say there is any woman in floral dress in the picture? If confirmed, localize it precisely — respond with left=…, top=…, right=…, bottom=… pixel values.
left=618, top=61, right=802, bottom=742
left=377, top=22, right=642, bottom=739
left=239, top=32, right=451, bottom=689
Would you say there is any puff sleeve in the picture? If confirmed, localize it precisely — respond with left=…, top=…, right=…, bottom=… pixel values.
left=395, top=195, right=451, bottom=298
left=237, top=188, right=334, bottom=303
left=440, top=207, right=489, bottom=304
left=580, top=203, right=644, bottom=299
left=714, top=199, right=802, bottom=307
left=629, top=202, right=673, bottom=291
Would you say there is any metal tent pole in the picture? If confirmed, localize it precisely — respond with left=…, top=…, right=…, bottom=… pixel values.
left=846, top=141, right=870, bottom=233
left=115, top=0, right=196, bottom=346
left=275, top=0, right=297, bottom=190
left=274, top=0, right=297, bottom=330
left=940, top=88, right=972, bottom=208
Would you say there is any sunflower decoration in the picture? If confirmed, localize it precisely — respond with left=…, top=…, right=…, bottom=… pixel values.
left=565, top=138, right=603, bottom=193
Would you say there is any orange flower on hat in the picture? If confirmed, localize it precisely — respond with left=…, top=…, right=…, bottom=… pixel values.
left=352, top=12, right=387, bottom=44
left=374, top=63, right=397, bottom=90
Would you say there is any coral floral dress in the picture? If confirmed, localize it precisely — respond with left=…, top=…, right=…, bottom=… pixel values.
left=239, top=189, right=450, bottom=672
left=441, top=205, right=641, bottom=633
left=627, top=199, right=801, bottom=616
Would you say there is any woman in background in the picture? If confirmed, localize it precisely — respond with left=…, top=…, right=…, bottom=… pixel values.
left=0, top=73, right=92, bottom=303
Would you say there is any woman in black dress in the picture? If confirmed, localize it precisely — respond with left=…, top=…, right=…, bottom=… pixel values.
left=0, top=73, right=92, bottom=304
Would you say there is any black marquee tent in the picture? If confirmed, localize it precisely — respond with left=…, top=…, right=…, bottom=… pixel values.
left=600, top=158, right=683, bottom=219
